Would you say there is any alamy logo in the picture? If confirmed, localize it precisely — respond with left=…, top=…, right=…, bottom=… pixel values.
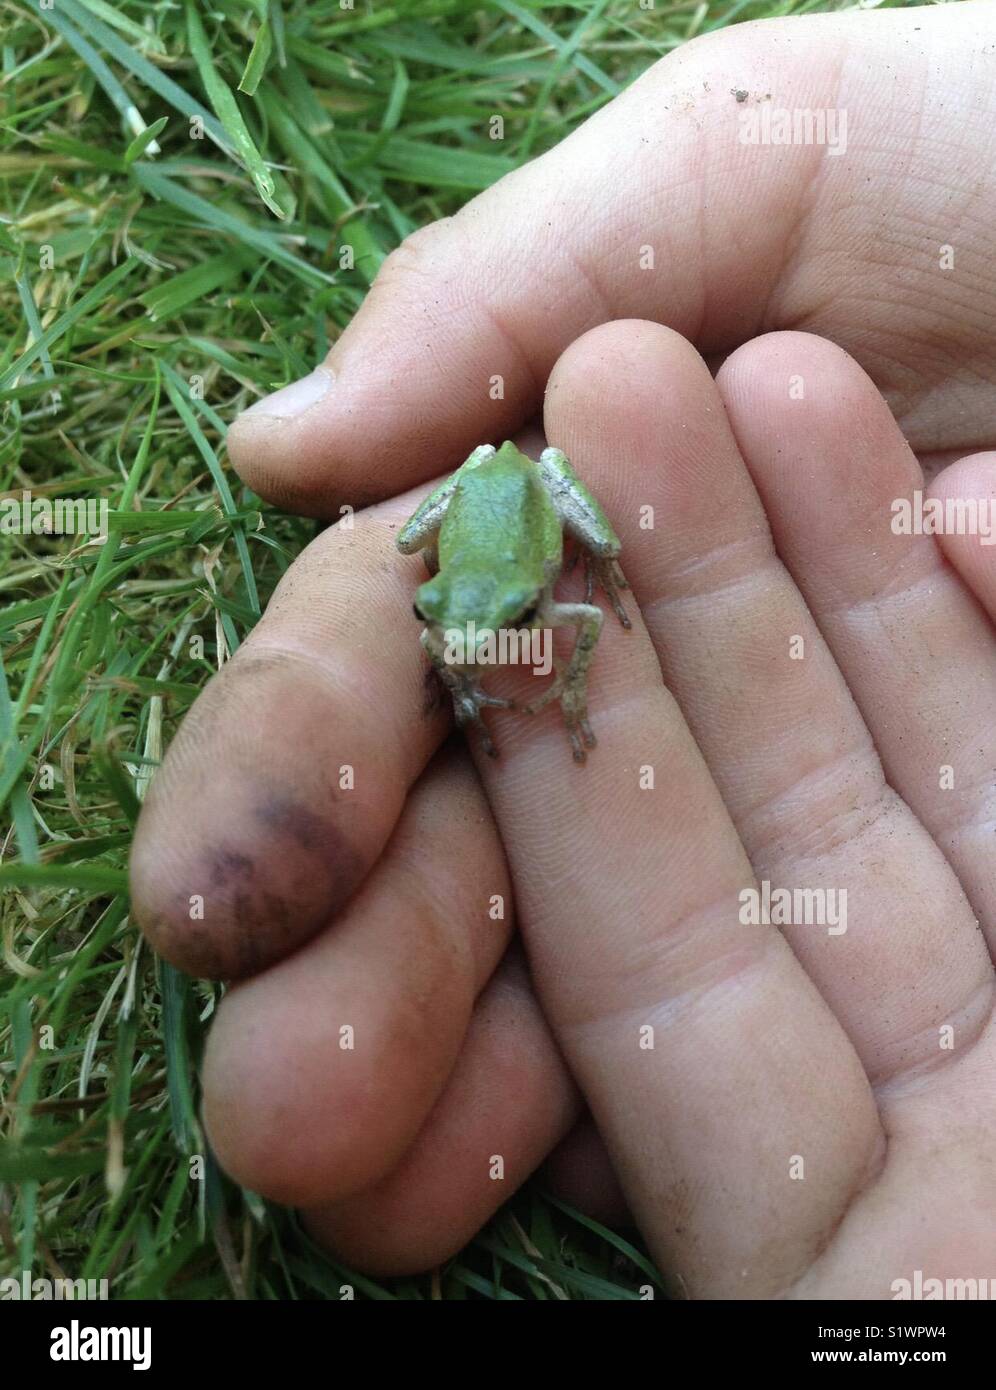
left=892, top=1270, right=996, bottom=1300
left=738, top=105, right=847, bottom=156
left=441, top=621, right=553, bottom=676
left=0, top=1272, right=108, bottom=1300
left=739, top=881, right=847, bottom=935
left=890, top=491, right=996, bottom=545
left=0, top=490, right=109, bottom=536
left=50, top=1320, right=151, bottom=1371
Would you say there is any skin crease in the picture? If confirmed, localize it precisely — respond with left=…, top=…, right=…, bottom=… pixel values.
left=128, top=5, right=996, bottom=1294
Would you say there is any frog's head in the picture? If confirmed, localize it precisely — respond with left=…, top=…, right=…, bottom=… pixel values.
left=414, top=568, right=540, bottom=658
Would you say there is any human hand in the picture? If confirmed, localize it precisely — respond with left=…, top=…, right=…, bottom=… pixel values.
left=131, top=0, right=996, bottom=1292
left=132, top=319, right=996, bottom=1295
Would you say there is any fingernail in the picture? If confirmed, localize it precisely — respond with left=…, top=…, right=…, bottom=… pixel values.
left=239, top=366, right=334, bottom=422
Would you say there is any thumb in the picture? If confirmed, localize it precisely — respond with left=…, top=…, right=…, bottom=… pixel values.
left=224, top=5, right=939, bottom=516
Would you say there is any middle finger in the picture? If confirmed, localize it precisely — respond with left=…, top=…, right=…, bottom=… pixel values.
left=542, top=319, right=993, bottom=1086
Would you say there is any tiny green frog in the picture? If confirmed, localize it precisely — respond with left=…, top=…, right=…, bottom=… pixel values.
left=396, top=441, right=630, bottom=762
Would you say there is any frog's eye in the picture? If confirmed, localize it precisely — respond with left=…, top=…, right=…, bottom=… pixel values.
left=517, top=604, right=538, bottom=627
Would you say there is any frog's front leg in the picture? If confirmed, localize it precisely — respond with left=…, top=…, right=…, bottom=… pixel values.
left=420, top=633, right=513, bottom=758
left=538, top=447, right=631, bottom=629
left=523, top=593, right=604, bottom=763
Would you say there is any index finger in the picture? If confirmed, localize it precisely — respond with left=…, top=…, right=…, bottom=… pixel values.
left=129, top=495, right=450, bottom=978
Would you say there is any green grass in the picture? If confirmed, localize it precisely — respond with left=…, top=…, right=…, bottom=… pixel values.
left=1, top=0, right=916, bottom=1300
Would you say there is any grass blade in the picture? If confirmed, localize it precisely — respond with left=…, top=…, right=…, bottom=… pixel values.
left=31, top=1, right=160, bottom=148
left=239, top=18, right=273, bottom=96
left=185, top=2, right=283, bottom=217
left=133, top=165, right=328, bottom=286
left=0, top=257, right=139, bottom=388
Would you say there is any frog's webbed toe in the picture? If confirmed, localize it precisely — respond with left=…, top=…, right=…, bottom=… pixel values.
left=583, top=553, right=631, bottom=628
left=449, top=675, right=514, bottom=757
left=562, top=685, right=597, bottom=762
left=523, top=663, right=597, bottom=764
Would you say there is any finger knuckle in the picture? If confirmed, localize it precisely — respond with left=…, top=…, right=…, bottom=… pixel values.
left=376, top=217, right=458, bottom=291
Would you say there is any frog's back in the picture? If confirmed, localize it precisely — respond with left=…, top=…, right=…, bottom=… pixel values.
left=439, top=447, right=561, bottom=580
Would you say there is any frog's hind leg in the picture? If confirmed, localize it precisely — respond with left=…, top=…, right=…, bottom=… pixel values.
left=523, top=590, right=604, bottom=763
left=538, top=448, right=631, bottom=628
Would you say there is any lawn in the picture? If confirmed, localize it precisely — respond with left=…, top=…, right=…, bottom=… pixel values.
left=1, top=0, right=920, bottom=1300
